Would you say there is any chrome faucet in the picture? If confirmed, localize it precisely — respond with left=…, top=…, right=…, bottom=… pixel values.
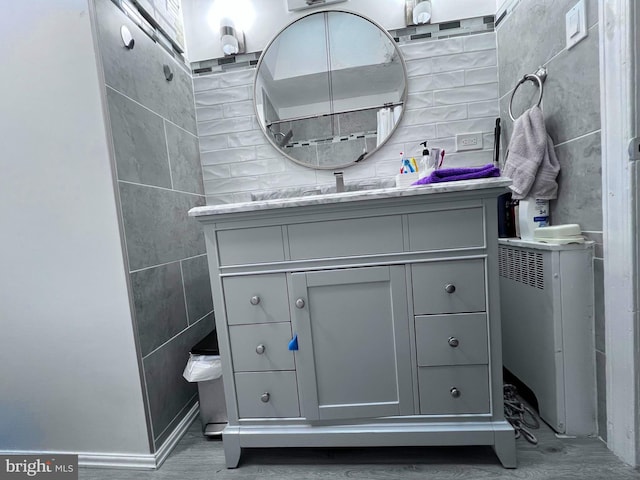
left=334, top=171, right=344, bottom=193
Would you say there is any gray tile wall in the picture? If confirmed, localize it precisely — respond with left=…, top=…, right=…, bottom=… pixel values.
left=95, top=0, right=213, bottom=452
left=193, top=28, right=500, bottom=204
left=496, top=0, right=605, bottom=440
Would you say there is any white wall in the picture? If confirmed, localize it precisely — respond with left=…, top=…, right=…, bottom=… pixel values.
left=183, top=0, right=495, bottom=62
left=0, top=0, right=150, bottom=456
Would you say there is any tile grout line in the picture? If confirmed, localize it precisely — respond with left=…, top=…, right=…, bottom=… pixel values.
left=143, top=312, right=214, bottom=360
left=105, top=84, right=198, bottom=139
left=163, top=119, right=175, bottom=190
left=179, top=260, right=191, bottom=328
left=118, top=179, right=205, bottom=198
left=130, top=253, right=207, bottom=274
left=139, top=359, right=156, bottom=449
left=193, top=82, right=255, bottom=95
left=554, top=129, right=601, bottom=148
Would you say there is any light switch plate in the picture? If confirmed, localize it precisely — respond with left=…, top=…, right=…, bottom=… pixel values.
left=566, top=0, right=587, bottom=50
left=456, top=132, right=483, bottom=152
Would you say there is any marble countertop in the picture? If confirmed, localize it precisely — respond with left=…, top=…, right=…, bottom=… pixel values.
left=189, top=177, right=512, bottom=217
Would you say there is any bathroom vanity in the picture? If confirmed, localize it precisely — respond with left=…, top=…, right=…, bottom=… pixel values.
left=190, top=178, right=516, bottom=468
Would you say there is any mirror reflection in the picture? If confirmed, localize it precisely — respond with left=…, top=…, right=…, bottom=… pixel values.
left=254, top=11, right=407, bottom=169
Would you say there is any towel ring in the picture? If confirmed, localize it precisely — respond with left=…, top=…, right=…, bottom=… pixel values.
left=508, top=67, right=547, bottom=121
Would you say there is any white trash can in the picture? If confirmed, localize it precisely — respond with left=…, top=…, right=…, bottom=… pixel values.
left=184, top=330, right=227, bottom=436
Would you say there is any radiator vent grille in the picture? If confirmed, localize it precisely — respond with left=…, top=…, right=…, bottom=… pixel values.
left=498, top=246, right=545, bottom=289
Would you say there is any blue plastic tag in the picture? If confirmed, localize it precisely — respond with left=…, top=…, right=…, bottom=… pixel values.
left=288, top=334, right=299, bottom=351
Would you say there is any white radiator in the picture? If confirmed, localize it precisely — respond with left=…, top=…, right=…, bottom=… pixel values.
left=498, top=239, right=596, bottom=435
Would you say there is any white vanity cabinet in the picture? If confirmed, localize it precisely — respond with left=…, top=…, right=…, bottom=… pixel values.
left=190, top=179, right=516, bottom=469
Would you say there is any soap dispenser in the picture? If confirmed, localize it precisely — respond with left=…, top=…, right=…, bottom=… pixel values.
left=418, top=141, right=434, bottom=179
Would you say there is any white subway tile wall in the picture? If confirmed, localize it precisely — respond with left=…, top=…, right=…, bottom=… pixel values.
left=194, top=29, right=498, bottom=204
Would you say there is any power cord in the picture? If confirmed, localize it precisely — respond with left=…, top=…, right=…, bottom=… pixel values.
left=504, top=384, right=540, bottom=444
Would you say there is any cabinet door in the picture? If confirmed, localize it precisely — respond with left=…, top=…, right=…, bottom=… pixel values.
left=291, top=266, right=413, bottom=421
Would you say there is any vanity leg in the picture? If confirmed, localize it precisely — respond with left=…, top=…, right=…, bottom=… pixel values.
left=222, top=431, right=242, bottom=468
left=493, top=423, right=517, bottom=468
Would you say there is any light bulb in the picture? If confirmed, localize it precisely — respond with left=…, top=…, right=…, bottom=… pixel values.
left=413, top=1, right=431, bottom=25
left=221, top=34, right=239, bottom=55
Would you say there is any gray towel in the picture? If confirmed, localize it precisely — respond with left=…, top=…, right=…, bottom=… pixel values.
left=503, top=106, right=560, bottom=200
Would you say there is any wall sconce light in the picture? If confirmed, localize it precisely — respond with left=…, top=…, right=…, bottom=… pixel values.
left=405, top=0, right=432, bottom=26
left=220, top=18, right=245, bottom=56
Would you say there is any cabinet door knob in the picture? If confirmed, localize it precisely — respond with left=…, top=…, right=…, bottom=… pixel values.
left=444, top=283, right=456, bottom=294
left=448, top=336, right=459, bottom=347
left=260, top=392, right=270, bottom=403
left=256, top=344, right=265, bottom=355
left=250, top=295, right=261, bottom=305
left=295, top=298, right=305, bottom=309
left=450, top=387, right=461, bottom=398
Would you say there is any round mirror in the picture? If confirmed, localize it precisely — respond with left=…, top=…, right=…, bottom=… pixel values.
left=254, top=11, right=407, bottom=170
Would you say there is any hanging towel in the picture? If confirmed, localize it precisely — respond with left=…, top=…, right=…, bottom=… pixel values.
left=412, top=163, right=500, bottom=185
left=527, top=134, right=560, bottom=199
left=503, top=106, right=560, bottom=200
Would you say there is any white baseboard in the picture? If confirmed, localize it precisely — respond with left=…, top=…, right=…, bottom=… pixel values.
left=79, top=452, right=157, bottom=470
left=154, top=402, right=200, bottom=469
left=1, top=403, right=200, bottom=471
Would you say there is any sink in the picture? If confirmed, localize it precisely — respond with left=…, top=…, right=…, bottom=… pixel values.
left=250, top=178, right=396, bottom=202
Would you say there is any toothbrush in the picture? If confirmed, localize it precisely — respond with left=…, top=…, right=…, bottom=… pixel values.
left=438, top=150, right=445, bottom=169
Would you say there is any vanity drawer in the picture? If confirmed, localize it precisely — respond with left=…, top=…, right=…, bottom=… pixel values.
left=217, top=226, right=285, bottom=265
left=223, top=274, right=289, bottom=325
left=415, top=313, right=488, bottom=366
left=412, top=259, right=486, bottom=315
left=229, top=322, right=295, bottom=372
left=235, top=371, right=300, bottom=418
left=407, top=207, right=484, bottom=251
left=287, top=215, right=403, bottom=260
left=418, top=365, right=490, bottom=415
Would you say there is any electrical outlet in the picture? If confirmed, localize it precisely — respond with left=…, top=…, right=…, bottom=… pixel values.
left=456, top=132, right=483, bottom=151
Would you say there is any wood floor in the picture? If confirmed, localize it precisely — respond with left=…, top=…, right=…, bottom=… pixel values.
left=79, top=417, right=640, bottom=480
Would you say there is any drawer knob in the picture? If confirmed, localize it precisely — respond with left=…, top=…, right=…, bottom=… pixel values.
left=295, top=298, right=305, bottom=309
left=250, top=295, right=261, bottom=305
left=444, top=284, right=456, bottom=294
left=448, top=336, right=459, bottom=348
left=450, top=387, right=461, bottom=398
left=260, top=392, right=270, bottom=403
left=256, top=344, right=265, bottom=355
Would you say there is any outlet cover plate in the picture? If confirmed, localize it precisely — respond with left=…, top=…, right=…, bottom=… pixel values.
left=456, top=132, right=483, bottom=151
left=566, top=0, right=587, bottom=50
